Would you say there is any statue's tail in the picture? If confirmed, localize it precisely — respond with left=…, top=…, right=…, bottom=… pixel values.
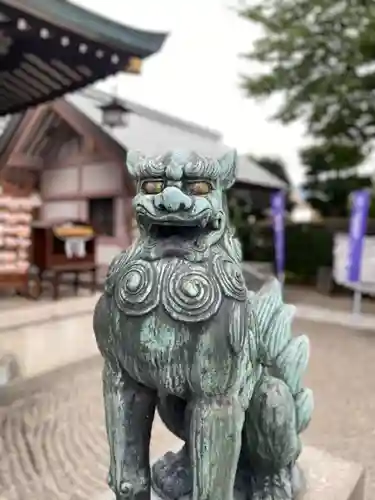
left=248, top=279, right=314, bottom=434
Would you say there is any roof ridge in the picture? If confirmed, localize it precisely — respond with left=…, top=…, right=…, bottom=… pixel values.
left=236, top=155, right=287, bottom=188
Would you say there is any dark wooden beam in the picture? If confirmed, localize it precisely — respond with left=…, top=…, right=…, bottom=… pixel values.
left=39, top=116, right=80, bottom=160
left=21, top=108, right=57, bottom=156
left=7, top=152, right=43, bottom=169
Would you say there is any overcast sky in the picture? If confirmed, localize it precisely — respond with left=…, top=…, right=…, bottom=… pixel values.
left=73, top=0, right=309, bottom=184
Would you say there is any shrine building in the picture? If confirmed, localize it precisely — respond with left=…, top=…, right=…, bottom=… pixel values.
left=0, top=0, right=285, bottom=284
left=0, top=85, right=286, bottom=273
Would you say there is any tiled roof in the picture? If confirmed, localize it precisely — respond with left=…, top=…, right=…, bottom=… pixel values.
left=66, top=87, right=287, bottom=189
left=236, top=156, right=287, bottom=189
left=0, top=116, right=11, bottom=136
left=0, top=0, right=167, bottom=116
left=0, top=114, right=24, bottom=157
left=67, top=87, right=223, bottom=140
left=0, top=85, right=287, bottom=189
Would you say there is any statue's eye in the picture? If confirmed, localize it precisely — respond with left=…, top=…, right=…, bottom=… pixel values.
left=142, top=181, right=164, bottom=194
left=188, top=181, right=212, bottom=195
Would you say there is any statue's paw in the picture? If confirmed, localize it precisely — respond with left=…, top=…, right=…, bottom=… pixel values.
left=251, top=467, right=295, bottom=500
left=151, top=445, right=192, bottom=499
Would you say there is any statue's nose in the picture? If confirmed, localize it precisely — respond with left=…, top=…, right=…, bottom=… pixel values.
left=154, top=186, right=192, bottom=212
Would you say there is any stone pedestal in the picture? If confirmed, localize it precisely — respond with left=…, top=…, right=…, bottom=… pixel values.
left=299, top=447, right=365, bottom=500
left=98, top=446, right=365, bottom=500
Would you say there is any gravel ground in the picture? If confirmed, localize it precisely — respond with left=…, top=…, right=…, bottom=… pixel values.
left=0, top=318, right=373, bottom=499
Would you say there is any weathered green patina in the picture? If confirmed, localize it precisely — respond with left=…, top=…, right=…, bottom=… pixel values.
left=93, top=150, right=314, bottom=500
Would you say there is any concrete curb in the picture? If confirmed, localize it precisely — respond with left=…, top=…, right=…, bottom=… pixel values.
left=1, top=287, right=375, bottom=334
left=0, top=293, right=101, bottom=333
left=0, top=355, right=102, bottom=406
left=296, top=304, right=375, bottom=332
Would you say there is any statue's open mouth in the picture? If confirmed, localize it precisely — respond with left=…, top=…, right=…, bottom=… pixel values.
left=149, top=223, right=210, bottom=240
left=137, top=207, right=220, bottom=241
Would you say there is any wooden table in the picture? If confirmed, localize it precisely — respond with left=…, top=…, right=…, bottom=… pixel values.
left=33, top=263, right=97, bottom=300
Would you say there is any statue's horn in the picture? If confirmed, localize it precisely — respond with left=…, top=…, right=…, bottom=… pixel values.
left=126, top=150, right=143, bottom=178
left=219, top=149, right=237, bottom=189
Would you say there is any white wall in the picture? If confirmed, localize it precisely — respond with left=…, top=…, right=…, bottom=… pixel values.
left=97, top=243, right=122, bottom=267
left=81, top=162, right=122, bottom=193
left=41, top=167, right=79, bottom=198
left=42, top=201, right=82, bottom=220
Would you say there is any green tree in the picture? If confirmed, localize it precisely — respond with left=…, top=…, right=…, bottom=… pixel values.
left=249, top=155, right=296, bottom=214
left=251, top=155, right=291, bottom=186
left=301, top=143, right=371, bottom=216
left=227, top=190, right=254, bottom=259
left=240, top=1, right=375, bottom=167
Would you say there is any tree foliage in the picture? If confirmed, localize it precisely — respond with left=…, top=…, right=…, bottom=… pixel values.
left=240, top=0, right=375, bottom=165
left=300, top=142, right=370, bottom=216
left=251, top=155, right=291, bottom=186
left=304, top=175, right=373, bottom=217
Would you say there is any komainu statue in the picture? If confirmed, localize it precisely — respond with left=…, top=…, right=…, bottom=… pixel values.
left=93, top=150, right=314, bottom=500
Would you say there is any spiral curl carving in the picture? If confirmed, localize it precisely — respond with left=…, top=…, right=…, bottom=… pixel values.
left=213, top=255, right=247, bottom=301
left=114, top=260, right=160, bottom=316
left=162, top=262, right=222, bottom=322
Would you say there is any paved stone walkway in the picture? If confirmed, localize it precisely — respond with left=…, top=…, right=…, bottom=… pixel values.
left=0, top=357, right=180, bottom=500
left=0, top=318, right=374, bottom=499
left=0, top=358, right=107, bottom=500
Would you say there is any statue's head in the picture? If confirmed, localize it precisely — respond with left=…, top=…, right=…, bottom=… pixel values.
left=127, top=150, right=237, bottom=254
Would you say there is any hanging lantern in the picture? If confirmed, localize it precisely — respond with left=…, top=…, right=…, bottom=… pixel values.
left=99, top=98, right=131, bottom=128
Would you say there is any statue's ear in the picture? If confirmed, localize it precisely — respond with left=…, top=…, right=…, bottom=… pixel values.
left=219, top=149, right=237, bottom=189
left=126, top=150, right=142, bottom=178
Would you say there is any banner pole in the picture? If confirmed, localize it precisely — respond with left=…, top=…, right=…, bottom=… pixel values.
left=271, top=190, right=285, bottom=290
left=352, top=286, right=362, bottom=316
left=280, top=271, right=285, bottom=298
left=347, top=189, right=370, bottom=316
left=279, top=272, right=285, bottom=286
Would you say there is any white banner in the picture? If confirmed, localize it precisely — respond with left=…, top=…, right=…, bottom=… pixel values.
left=333, top=233, right=375, bottom=294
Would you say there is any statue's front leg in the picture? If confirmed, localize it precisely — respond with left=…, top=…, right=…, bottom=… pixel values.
left=189, top=394, right=245, bottom=500
left=103, top=359, right=156, bottom=500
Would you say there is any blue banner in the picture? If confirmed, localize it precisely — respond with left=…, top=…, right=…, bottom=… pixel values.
left=347, top=189, right=370, bottom=283
left=271, top=191, right=285, bottom=280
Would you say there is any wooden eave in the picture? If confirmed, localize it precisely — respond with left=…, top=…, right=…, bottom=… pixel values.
left=0, top=0, right=168, bottom=116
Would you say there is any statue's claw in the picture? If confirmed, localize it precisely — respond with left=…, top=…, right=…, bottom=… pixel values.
left=110, top=475, right=150, bottom=500
left=119, top=481, right=133, bottom=498
left=250, top=466, right=297, bottom=500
